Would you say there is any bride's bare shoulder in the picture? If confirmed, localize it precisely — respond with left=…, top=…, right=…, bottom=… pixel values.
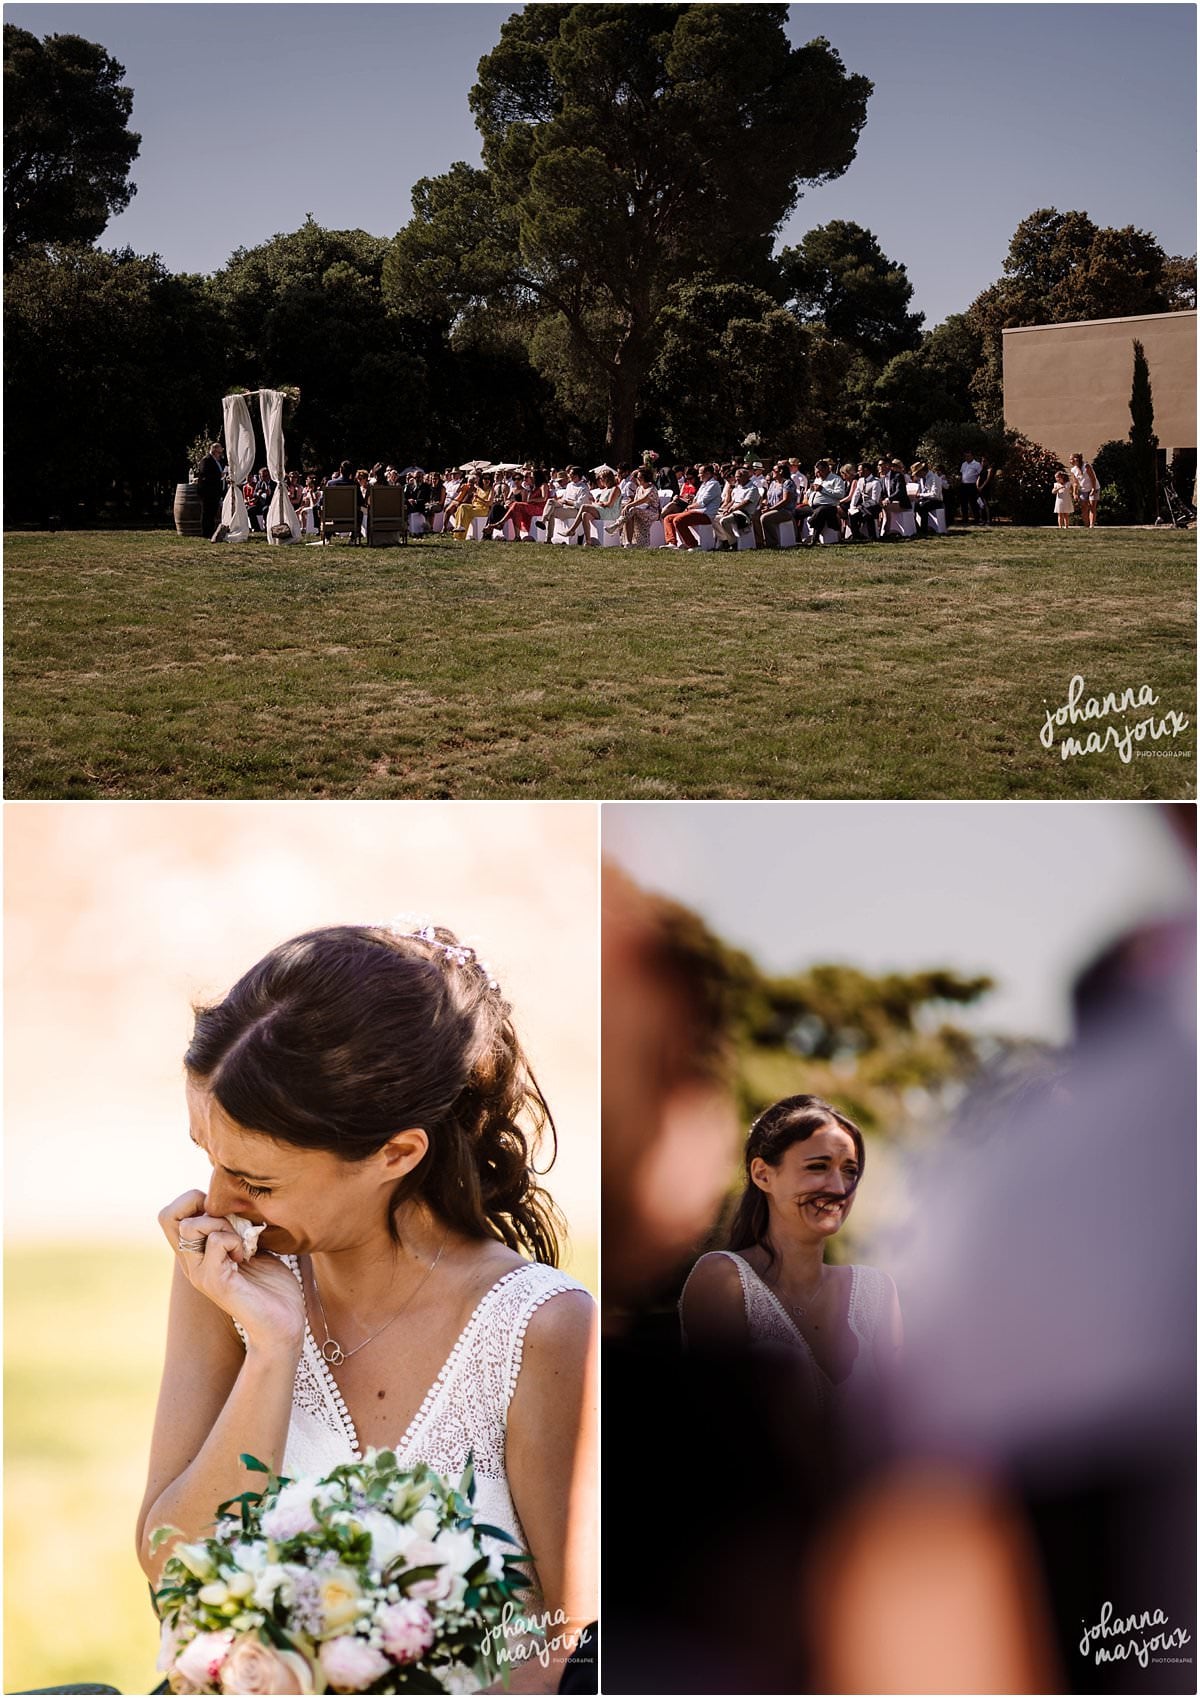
left=679, top=1252, right=748, bottom=1346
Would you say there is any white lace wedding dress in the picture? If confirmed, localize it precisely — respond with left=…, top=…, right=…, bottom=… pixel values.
left=679, top=1250, right=892, bottom=1419
left=229, top=1255, right=587, bottom=1677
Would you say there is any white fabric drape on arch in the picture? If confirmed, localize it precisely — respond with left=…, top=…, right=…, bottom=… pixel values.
left=259, top=389, right=300, bottom=543
left=219, top=393, right=255, bottom=542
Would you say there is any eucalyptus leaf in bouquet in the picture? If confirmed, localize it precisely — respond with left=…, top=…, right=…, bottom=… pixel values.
left=151, top=1448, right=536, bottom=1694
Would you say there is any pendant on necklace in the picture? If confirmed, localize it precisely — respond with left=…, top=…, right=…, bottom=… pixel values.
left=321, top=1339, right=345, bottom=1366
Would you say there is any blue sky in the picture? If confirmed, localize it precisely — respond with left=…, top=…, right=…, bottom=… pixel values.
left=603, top=801, right=1195, bottom=1042
left=8, top=3, right=1196, bottom=326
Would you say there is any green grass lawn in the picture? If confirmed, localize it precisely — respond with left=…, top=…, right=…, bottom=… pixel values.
left=5, top=1245, right=173, bottom=1696
left=4, top=525, right=1194, bottom=798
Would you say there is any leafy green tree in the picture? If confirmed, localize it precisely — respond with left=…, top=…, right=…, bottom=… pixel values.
left=213, top=220, right=433, bottom=467
left=1128, top=338, right=1158, bottom=523
left=3, top=24, right=140, bottom=262
left=4, top=244, right=225, bottom=521
left=647, top=281, right=811, bottom=458
left=384, top=4, right=870, bottom=459
left=779, top=219, right=923, bottom=361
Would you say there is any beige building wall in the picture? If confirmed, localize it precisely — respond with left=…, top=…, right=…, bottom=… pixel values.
left=1002, top=310, right=1196, bottom=462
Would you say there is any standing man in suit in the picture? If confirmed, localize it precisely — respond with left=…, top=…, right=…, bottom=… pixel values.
left=196, top=442, right=226, bottom=539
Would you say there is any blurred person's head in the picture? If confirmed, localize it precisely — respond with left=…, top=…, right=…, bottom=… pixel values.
left=602, top=864, right=739, bottom=1318
left=728, top=1095, right=866, bottom=1272
left=184, top=923, right=564, bottom=1266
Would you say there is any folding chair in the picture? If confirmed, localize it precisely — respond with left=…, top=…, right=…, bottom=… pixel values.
left=320, top=484, right=360, bottom=544
left=366, top=485, right=407, bottom=546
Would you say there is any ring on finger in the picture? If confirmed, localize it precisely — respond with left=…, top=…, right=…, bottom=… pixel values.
left=178, top=1234, right=206, bottom=1252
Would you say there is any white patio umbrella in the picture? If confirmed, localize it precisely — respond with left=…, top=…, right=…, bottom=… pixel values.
left=459, top=459, right=490, bottom=472
left=259, top=389, right=300, bottom=544
left=218, top=393, right=255, bottom=542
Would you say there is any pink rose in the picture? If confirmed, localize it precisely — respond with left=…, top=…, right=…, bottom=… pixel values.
left=175, top=1628, right=235, bottom=1688
left=318, top=1636, right=391, bottom=1692
left=218, top=1634, right=315, bottom=1694
left=378, top=1600, right=435, bottom=1665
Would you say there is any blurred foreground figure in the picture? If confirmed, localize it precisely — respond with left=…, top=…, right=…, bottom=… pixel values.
left=814, top=844, right=1196, bottom=1695
left=601, top=863, right=742, bottom=1322
left=603, top=865, right=846, bottom=1693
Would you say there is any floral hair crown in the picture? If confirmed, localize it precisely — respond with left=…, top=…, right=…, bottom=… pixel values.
left=380, top=917, right=500, bottom=991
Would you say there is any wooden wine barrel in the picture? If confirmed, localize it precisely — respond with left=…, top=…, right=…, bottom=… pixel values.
left=173, top=482, right=204, bottom=536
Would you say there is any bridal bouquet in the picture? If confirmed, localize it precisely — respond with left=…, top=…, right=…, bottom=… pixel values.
left=152, top=1449, right=531, bottom=1694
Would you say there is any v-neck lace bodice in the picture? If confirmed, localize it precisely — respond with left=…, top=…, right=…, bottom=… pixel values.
left=678, top=1251, right=892, bottom=1417
left=233, top=1256, right=587, bottom=1561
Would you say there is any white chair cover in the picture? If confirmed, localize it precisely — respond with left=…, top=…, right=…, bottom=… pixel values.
left=259, top=389, right=300, bottom=544
left=218, top=394, right=255, bottom=542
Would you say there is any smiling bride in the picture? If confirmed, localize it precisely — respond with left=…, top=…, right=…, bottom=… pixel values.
left=678, top=1095, right=901, bottom=1420
left=136, top=922, right=597, bottom=1694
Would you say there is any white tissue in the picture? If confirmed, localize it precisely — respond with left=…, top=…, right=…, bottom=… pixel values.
left=225, top=1215, right=266, bottom=1257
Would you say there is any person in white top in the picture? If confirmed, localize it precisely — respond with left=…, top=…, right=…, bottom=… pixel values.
left=1068, top=452, right=1099, bottom=529
left=540, top=466, right=593, bottom=541
left=959, top=452, right=983, bottom=525
left=139, top=921, right=596, bottom=1693
left=679, top=1094, right=901, bottom=1421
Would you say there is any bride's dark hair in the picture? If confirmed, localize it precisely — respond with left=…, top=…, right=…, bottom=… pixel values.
left=184, top=924, right=564, bottom=1265
left=726, top=1094, right=865, bottom=1275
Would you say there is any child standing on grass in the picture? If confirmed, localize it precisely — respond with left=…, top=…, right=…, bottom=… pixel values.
left=1052, top=469, right=1075, bottom=530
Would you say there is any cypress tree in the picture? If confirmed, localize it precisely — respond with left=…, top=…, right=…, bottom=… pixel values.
left=1128, top=338, right=1158, bottom=523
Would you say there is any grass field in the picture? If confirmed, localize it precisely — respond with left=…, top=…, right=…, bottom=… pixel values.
left=4, top=1235, right=597, bottom=1695
left=4, top=525, right=1194, bottom=798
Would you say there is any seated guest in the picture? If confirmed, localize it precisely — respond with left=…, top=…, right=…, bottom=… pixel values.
left=540, top=466, right=592, bottom=541
left=712, top=466, right=761, bottom=549
left=495, top=475, right=549, bottom=539
left=804, top=459, right=848, bottom=544
left=878, top=457, right=911, bottom=537
left=847, top=462, right=884, bottom=541
left=564, top=469, right=623, bottom=545
left=835, top=461, right=858, bottom=533
left=250, top=466, right=275, bottom=531
left=661, top=465, right=691, bottom=519
left=759, top=461, right=799, bottom=548
left=661, top=463, right=723, bottom=550
left=911, top=461, right=945, bottom=536
left=788, top=458, right=810, bottom=501
left=447, top=475, right=491, bottom=537
left=297, top=473, right=322, bottom=535
left=618, top=467, right=662, bottom=547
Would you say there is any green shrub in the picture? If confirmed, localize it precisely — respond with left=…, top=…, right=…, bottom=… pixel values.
left=1096, top=482, right=1133, bottom=526
left=990, top=432, right=1063, bottom=525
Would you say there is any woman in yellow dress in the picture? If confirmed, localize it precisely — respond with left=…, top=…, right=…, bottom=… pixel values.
left=448, top=475, right=492, bottom=538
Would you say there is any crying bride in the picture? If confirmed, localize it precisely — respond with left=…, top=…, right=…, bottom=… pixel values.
left=136, top=922, right=597, bottom=1694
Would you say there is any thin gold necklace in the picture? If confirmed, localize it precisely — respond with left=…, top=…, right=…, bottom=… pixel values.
left=309, top=1233, right=449, bottom=1367
left=767, top=1264, right=827, bottom=1327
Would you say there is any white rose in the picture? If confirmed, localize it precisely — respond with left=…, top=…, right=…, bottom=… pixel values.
left=433, top=1528, right=479, bottom=1577
left=357, top=1510, right=419, bottom=1573
left=410, top=1507, right=440, bottom=1540
left=261, top=1480, right=326, bottom=1541
left=231, top=1541, right=269, bottom=1573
